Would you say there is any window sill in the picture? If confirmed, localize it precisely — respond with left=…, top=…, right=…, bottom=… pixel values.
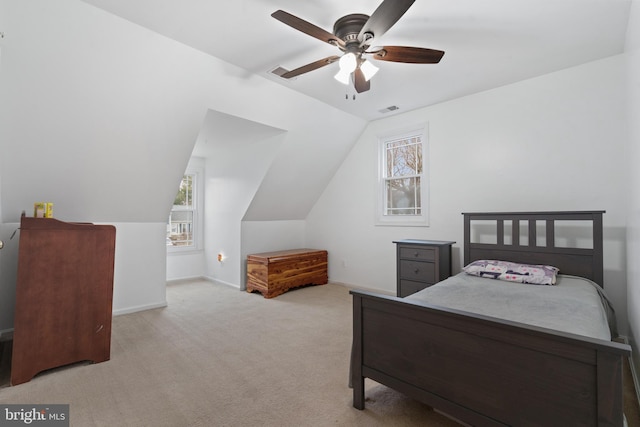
left=167, top=247, right=203, bottom=256
left=375, top=215, right=429, bottom=227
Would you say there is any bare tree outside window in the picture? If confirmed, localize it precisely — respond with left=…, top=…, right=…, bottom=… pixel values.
left=384, top=135, right=422, bottom=216
left=376, top=126, right=429, bottom=227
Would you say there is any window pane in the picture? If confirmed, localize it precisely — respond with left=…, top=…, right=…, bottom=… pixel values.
left=385, top=177, right=421, bottom=215
left=173, top=174, right=193, bottom=208
left=384, top=133, right=423, bottom=216
left=168, top=174, right=196, bottom=248
left=167, top=211, right=193, bottom=246
left=385, top=136, right=422, bottom=178
left=376, top=127, right=428, bottom=226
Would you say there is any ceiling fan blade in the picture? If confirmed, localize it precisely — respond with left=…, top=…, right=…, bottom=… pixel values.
left=272, top=10, right=345, bottom=48
left=353, top=68, right=370, bottom=93
left=280, top=56, right=341, bottom=79
left=369, top=46, right=445, bottom=63
left=358, top=0, right=415, bottom=42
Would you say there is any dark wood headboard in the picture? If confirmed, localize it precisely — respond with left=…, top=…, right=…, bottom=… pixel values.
left=462, top=211, right=605, bottom=286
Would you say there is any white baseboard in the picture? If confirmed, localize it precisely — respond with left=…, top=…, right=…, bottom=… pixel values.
left=329, top=280, right=395, bottom=296
left=112, top=301, right=167, bottom=316
left=168, top=276, right=241, bottom=290
left=199, top=276, right=240, bottom=290
left=166, top=276, right=207, bottom=284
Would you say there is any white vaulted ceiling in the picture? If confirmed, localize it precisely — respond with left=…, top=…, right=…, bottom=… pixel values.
left=82, top=0, right=631, bottom=121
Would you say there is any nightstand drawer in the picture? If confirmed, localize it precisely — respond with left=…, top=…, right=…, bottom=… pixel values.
left=399, top=260, right=435, bottom=282
left=398, top=279, right=432, bottom=297
left=394, top=239, right=455, bottom=298
left=399, top=247, right=435, bottom=261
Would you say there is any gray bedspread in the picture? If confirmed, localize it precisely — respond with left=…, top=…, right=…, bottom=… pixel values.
left=407, top=273, right=613, bottom=341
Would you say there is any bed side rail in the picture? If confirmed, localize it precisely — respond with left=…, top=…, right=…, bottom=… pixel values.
left=351, top=289, right=630, bottom=427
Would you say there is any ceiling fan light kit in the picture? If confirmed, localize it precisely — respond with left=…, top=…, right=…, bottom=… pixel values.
left=271, top=0, right=444, bottom=95
left=334, top=68, right=351, bottom=85
left=360, top=60, right=379, bottom=81
left=338, top=52, right=358, bottom=74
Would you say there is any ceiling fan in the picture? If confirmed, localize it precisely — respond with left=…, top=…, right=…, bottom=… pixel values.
left=271, top=0, right=445, bottom=94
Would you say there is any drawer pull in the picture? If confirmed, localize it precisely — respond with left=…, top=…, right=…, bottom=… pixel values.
left=414, top=252, right=419, bottom=257
left=414, top=268, right=420, bottom=274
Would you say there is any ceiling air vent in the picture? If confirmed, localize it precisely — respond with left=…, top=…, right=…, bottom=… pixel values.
left=379, top=105, right=399, bottom=113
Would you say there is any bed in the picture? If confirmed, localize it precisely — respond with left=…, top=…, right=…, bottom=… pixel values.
left=350, top=211, right=631, bottom=426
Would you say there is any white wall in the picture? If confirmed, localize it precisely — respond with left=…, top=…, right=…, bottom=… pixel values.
left=0, top=0, right=206, bottom=224
left=307, top=55, right=629, bottom=331
left=0, top=0, right=366, bottom=330
left=110, top=223, right=168, bottom=315
left=239, top=220, right=307, bottom=290
left=194, top=105, right=366, bottom=289
left=202, top=128, right=285, bottom=288
left=0, top=0, right=207, bottom=330
left=625, top=0, right=640, bottom=379
left=166, top=157, right=205, bottom=282
left=0, top=223, right=18, bottom=337
left=166, top=252, right=205, bottom=283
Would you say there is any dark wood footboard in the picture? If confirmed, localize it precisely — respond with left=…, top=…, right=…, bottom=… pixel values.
left=351, top=290, right=631, bottom=427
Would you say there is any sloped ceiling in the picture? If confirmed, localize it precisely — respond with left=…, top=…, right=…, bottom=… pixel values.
left=81, top=0, right=631, bottom=121
left=192, top=112, right=285, bottom=159
left=0, top=0, right=366, bottom=223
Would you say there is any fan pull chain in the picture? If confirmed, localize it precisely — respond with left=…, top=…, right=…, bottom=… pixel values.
left=344, top=84, right=356, bottom=101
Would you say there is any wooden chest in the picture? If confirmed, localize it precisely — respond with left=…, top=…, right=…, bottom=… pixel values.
left=246, top=249, right=328, bottom=298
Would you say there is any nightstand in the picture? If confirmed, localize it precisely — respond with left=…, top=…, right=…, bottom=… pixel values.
left=394, top=239, right=455, bottom=297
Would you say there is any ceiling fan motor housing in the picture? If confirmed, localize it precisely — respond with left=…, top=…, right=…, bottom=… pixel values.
left=333, top=14, right=370, bottom=49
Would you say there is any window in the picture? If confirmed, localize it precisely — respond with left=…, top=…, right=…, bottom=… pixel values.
left=167, top=173, right=196, bottom=248
left=376, top=125, right=429, bottom=226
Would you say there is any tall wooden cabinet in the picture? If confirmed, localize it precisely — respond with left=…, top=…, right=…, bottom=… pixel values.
left=11, top=215, right=116, bottom=385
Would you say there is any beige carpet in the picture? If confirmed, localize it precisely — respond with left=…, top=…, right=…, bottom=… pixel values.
left=0, top=281, right=460, bottom=426
left=0, top=280, right=638, bottom=426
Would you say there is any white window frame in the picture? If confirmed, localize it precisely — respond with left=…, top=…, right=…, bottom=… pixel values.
left=375, top=124, right=430, bottom=227
left=167, top=164, right=204, bottom=253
